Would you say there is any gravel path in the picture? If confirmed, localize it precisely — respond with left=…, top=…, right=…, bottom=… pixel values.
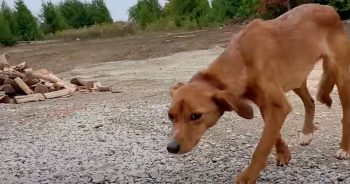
left=0, top=48, right=349, bottom=184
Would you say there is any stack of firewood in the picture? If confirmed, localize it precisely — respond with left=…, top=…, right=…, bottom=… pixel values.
left=0, top=53, right=111, bottom=104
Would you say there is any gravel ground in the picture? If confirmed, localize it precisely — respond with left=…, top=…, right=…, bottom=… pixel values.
left=0, top=48, right=349, bottom=184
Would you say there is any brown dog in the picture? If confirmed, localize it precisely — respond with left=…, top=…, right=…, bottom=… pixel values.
left=166, top=3, right=350, bottom=184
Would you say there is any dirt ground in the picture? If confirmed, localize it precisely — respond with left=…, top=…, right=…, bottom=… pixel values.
left=1, top=23, right=350, bottom=184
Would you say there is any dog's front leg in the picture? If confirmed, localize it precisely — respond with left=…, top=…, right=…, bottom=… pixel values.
left=235, top=90, right=291, bottom=184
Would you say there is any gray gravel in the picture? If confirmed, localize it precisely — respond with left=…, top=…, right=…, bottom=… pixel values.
left=0, top=49, right=349, bottom=183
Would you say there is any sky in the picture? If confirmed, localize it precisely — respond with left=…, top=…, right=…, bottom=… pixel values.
left=4, top=0, right=167, bottom=21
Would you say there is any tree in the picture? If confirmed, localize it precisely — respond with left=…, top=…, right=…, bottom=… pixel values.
left=40, top=1, right=67, bottom=34
left=88, top=0, right=113, bottom=25
left=0, top=15, right=16, bottom=46
left=164, top=0, right=210, bottom=27
left=128, top=0, right=162, bottom=28
left=1, top=1, right=18, bottom=38
left=59, top=0, right=90, bottom=28
left=14, top=0, right=41, bottom=41
left=211, top=0, right=259, bottom=23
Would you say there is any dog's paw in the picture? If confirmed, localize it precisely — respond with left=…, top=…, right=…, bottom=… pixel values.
left=336, top=149, right=350, bottom=160
left=276, top=151, right=291, bottom=166
left=298, top=133, right=313, bottom=146
left=235, top=169, right=257, bottom=184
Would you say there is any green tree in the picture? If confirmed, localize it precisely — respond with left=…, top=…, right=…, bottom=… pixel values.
left=0, top=15, right=16, bottom=46
left=1, top=1, right=18, bottom=38
left=165, top=0, right=210, bottom=27
left=14, top=0, right=41, bottom=41
left=211, top=0, right=259, bottom=23
left=40, top=1, right=67, bottom=34
left=88, top=0, right=113, bottom=25
left=128, top=0, right=162, bottom=28
left=59, top=0, right=90, bottom=28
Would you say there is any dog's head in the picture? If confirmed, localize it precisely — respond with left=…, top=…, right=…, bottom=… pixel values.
left=166, top=81, right=253, bottom=154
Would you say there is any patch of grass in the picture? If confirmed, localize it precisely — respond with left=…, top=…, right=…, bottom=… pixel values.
left=44, top=22, right=136, bottom=41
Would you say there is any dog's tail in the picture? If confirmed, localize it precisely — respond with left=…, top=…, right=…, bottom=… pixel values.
left=316, top=57, right=336, bottom=108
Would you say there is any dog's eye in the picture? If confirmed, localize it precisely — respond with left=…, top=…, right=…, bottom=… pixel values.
left=190, top=113, right=202, bottom=121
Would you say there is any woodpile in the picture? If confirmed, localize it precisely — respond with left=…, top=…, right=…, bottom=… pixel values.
left=0, top=53, right=112, bottom=104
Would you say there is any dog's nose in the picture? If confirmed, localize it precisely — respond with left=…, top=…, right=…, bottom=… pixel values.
left=167, top=139, right=180, bottom=154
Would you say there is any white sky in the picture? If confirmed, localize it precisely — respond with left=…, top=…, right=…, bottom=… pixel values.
left=3, top=0, right=167, bottom=21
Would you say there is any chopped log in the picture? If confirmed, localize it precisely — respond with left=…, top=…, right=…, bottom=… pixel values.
left=70, top=78, right=85, bottom=86
left=2, top=84, right=16, bottom=94
left=23, top=71, right=40, bottom=86
left=0, top=72, right=7, bottom=84
left=33, top=70, right=63, bottom=83
left=34, top=83, right=49, bottom=94
left=56, top=81, right=77, bottom=93
left=14, top=93, right=45, bottom=104
left=0, top=53, right=9, bottom=70
left=14, top=62, right=28, bottom=71
left=4, top=78, right=21, bottom=92
left=97, top=86, right=111, bottom=92
left=43, top=89, right=70, bottom=99
left=24, top=68, right=33, bottom=73
left=14, top=77, right=34, bottom=95
left=5, top=71, right=24, bottom=79
left=0, top=95, right=10, bottom=103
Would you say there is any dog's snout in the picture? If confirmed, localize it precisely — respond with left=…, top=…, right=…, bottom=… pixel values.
left=167, top=140, right=180, bottom=154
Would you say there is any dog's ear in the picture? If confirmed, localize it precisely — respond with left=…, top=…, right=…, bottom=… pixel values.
left=212, top=91, right=254, bottom=119
left=169, top=82, right=184, bottom=97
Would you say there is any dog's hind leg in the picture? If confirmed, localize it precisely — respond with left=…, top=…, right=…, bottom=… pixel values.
left=316, top=58, right=335, bottom=107
left=293, top=81, right=317, bottom=146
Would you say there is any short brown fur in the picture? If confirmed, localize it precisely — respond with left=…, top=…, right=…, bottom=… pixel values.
left=167, top=4, right=350, bottom=184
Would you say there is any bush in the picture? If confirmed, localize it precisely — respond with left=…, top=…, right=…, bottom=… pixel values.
left=128, top=0, right=162, bottom=28
left=14, top=0, right=42, bottom=41
left=44, top=22, right=135, bottom=41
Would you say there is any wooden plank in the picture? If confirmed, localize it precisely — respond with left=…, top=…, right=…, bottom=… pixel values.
left=14, top=77, right=34, bottom=95
left=14, top=93, right=45, bottom=104
left=43, top=89, right=70, bottom=99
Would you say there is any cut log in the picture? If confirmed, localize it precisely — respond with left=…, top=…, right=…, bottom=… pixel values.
left=70, top=78, right=85, bottom=86
left=0, top=95, right=10, bottom=103
left=14, top=77, right=34, bottom=95
left=14, top=62, right=28, bottom=71
left=14, top=93, right=45, bottom=104
left=0, top=72, right=7, bottom=84
left=23, top=71, right=40, bottom=86
left=97, top=86, right=111, bottom=92
left=43, top=89, right=70, bottom=99
left=56, top=81, right=77, bottom=93
left=4, top=78, right=21, bottom=92
left=34, top=83, right=49, bottom=94
left=2, top=84, right=16, bottom=94
left=33, top=70, right=63, bottom=83
left=5, top=71, right=25, bottom=79
left=0, top=53, right=9, bottom=70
